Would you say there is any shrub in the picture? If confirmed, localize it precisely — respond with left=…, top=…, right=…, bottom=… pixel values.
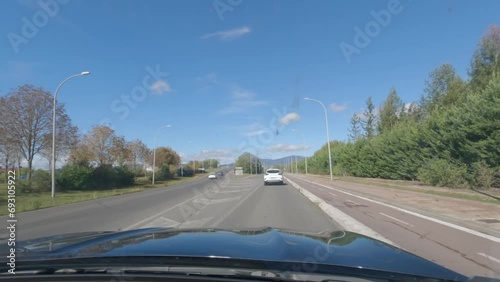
left=31, top=170, right=51, bottom=192
left=177, top=165, right=194, bottom=177
left=91, top=165, right=117, bottom=189
left=417, top=159, right=468, bottom=188
left=56, top=164, right=93, bottom=191
left=472, top=162, right=499, bottom=189
left=114, top=166, right=135, bottom=187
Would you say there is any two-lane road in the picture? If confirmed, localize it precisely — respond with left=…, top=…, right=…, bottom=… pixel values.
left=0, top=171, right=340, bottom=243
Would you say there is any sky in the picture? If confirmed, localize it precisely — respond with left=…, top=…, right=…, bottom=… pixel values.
left=1, top=0, right=499, bottom=167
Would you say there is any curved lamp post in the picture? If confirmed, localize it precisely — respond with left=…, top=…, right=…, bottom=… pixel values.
left=304, top=97, right=333, bottom=181
left=52, top=71, right=90, bottom=198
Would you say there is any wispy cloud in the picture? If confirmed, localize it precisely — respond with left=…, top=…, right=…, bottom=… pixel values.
left=150, top=80, right=171, bottom=95
left=278, top=112, right=300, bottom=125
left=267, top=144, right=310, bottom=152
left=330, top=103, right=348, bottom=112
left=201, top=26, right=251, bottom=41
left=219, top=88, right=267, bottom=114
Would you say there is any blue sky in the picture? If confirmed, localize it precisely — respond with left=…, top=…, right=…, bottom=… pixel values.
left=1, top=0, right=499, bottom=166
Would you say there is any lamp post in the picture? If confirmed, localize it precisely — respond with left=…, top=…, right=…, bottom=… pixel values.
left=152, top=125, right=171, bottom=185
left=304, top=98, right=333, bottom=181
left=52, top=71, right=90, bottom=198
left=292, top=129, right=308, bottom=175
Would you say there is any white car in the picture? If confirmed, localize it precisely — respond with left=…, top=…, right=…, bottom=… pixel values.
left=208, top=174, right=217, bottom=179
left=264, top=168, right=283, bottom=185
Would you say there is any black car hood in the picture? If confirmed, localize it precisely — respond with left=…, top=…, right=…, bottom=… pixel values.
left=6, top=227, right=466, bottom=280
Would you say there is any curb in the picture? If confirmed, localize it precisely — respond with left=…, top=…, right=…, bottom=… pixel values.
left=285, top=176, right=398, bottom=247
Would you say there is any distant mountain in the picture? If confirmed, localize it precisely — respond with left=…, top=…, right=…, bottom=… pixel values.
left=260, top=155, right=305, bottom=167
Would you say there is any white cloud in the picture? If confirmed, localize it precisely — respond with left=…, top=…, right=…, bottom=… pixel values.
left=150, top=80, right=171, bottom=95
left=190, top=148, right=238, bottom=164
left=278, top=112, right=301, bottom=125
left=267, top=144, right=310, bottom=152
left=232, top=89, right=254, bottom=99
left=330, top=103, right=347, bottom=112
left=202, top=26, right=251, bottom=41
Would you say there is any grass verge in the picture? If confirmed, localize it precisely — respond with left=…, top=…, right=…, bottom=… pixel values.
left=0, top=173, right=207, bottom=216
left=337, top=176, right=500, bottom=205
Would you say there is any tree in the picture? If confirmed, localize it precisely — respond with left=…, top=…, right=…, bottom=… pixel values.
left=348, top=114, right=362, bottom=142
left=235, top=152, right=262, bottom=174
left=128, top=139, right=150, bottom=174
left=378, top=87, right=404, bottom=134
left=153, top=147, right=180, bottom=168
left=361, top=96, right=377, bottom=138
left=469, top=25, right=500, bottom=91
left=0, top=85, right=75, bottom=180
left=68, top=125, right=131, bottom=167
left=421, top=64, right=465, bottom=117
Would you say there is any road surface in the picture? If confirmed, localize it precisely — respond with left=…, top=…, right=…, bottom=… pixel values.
left=0, top=171, right=340, bottom=241
left=1, top=170, right=499, bottom=278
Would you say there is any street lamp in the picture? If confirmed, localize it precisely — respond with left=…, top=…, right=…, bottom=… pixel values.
left=52, top=71, right=90, bottom=198
left=292, top=129, right=308, bottom=175
left=152, top=124, right=171, bottom=185
left=304, top=97, right=333, bottom=181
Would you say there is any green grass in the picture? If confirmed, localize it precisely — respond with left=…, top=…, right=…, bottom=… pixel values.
left=338, top=176, right=500, bottom=205
left=0, top=173, right=208, bottom=216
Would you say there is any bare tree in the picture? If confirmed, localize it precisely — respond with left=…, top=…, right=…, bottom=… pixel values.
left=128, top=139, right=150, bottom=174
left=0, top=85, right=75, bottom=180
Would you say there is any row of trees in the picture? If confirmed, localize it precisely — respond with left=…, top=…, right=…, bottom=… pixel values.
left=301, top=25, right=500, bottom=189
left=0, top=84, right=217, bottom=191
left=235, top=153, right=263, bottom=174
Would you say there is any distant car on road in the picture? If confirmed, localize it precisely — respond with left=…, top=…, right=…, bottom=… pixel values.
left=264, top=168, right=283, bottom=185
left=208, top=174, right=217, bottom=179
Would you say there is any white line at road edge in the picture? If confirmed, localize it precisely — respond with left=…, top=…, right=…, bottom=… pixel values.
left=284, top=177, right=398, bottom=247
left=380, top=212, right=414, bottom=227
left=477, top=253, right=500, bottom=265
left=290, top=175, right=500, bottom=244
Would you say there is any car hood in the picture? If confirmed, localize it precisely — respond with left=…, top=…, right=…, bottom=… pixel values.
left=6, top=227, right=465, bottom=280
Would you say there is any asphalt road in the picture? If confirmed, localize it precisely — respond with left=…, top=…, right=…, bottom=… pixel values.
left=285, top=174, right=500, bottom=279
left=0, top=171, right=340, bottom=242
left=2, top=170, right=498, bottom=278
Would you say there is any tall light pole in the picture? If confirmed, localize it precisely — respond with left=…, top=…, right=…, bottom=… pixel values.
left=152, top=125, right=171, bottom=185
left=304, top=97, right=333, bottom=181
left=292, top=129, right=308, bottom=175
left=51, top=71, right=90, bottom=198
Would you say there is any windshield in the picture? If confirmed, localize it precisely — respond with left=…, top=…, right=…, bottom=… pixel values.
left=0, top=0, right=499, bottom=280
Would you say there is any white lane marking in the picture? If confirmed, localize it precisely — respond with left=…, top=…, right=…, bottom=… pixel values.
left=328, top=192, right=337, bottom=197
left=124, top=185, right=220, bottom=230
left=206, top=196, right=242, bottom=205
left=210, top=182, right=264, bottom=227
left=290, top=176, right=500, bottom=243
left=346, top=200, right=361, bottom=206
left=477, top=253, right=500, bottom=264
left=285, top=177, right=397, bottom=247
left=380, top=212, right=414, bottom=227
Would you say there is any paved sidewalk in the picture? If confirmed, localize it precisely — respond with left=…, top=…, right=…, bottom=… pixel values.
left=289, top=174, right=500, bottom=238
